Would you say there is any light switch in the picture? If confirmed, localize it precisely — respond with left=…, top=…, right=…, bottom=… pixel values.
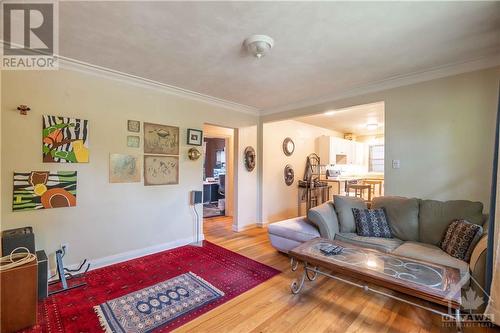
left=392, top=159, right=401, bottom=169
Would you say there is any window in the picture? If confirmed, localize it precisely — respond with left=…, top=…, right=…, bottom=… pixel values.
left=369, top=145, right=384, bottom=173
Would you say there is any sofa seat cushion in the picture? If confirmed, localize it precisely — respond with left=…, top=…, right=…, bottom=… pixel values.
left=372, top=196, right=419, bottom=241
left=393, top=241, right=470, bottom=281
left=419, top=199, right=484, bottom=246
left=335, top=233, right=403, bottom=253
left=267, top=216, right=320, bottom=243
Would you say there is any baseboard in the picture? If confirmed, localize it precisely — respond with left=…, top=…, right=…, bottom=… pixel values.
left=256, top=221, right=269, bottom=228
left=49, top=234, right=205, bottom=277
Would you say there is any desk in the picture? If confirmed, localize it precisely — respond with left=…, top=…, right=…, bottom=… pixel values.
left=203, top=182, right=222, bottom=204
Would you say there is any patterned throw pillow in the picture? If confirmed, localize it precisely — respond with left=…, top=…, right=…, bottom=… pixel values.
left=352, top=208, right=392, bottom=238
left=440, top=219, right=483, bottom=262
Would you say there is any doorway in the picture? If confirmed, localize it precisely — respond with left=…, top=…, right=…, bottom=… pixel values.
left=202, top=124, right=234, bottom=221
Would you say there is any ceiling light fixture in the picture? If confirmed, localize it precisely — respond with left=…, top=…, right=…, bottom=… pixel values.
left=366, top=123, right=379, bottom=131
left=323, top=111, right=336, bottom=116
left=243, top=35, right=274, bottom=59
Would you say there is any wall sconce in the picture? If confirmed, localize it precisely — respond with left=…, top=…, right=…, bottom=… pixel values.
left=188, top=147, right=201, bottom=161
left=17, top=105, right=31, bottom=115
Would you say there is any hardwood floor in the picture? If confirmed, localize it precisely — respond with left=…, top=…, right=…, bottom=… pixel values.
left=175, top=216, right=499, bottom=333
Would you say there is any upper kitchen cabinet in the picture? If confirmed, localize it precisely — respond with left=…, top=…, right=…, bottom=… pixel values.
left=317, top=135, right=368, bottom=166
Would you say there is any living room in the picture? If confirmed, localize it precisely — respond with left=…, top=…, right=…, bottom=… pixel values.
left=1, top=2, right=499, bottom=333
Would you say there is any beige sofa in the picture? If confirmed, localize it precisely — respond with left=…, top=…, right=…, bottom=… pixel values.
left=268, top=196, right=489, bottom=300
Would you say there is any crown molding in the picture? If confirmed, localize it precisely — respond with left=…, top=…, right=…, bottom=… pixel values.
left=56, top=56, right=260, bottom=116
left=261, top=52, right=500, bottom=116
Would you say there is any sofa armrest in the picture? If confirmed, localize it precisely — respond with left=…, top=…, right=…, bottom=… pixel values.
left=469, top=235, right=488, bottom=312
left=307, top=201, right=339, bottom=240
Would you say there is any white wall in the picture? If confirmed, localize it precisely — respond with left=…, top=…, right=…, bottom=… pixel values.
left=1, top=66, right=258, bottom=269
left=262, top=120, right=342, bottom=223
left=262, top=67, right=500, bottom=209
left=235, top=125, right=258, bottom=231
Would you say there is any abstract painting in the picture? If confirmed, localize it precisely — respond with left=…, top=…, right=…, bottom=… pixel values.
left=13, top=171, right=77, bottom=211
left=144, top=122, right=179, bottom=155
left=144, top=155, right=179, bottom=185
left=43, top=115, right=89, bottom=163
left=109, top=154, right=141, bottom=183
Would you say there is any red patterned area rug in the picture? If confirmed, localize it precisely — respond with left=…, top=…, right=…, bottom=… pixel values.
left=22, top=241, right=280, bottom=333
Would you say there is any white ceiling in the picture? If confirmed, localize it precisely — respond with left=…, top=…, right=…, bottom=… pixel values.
left=58, top=2, right=500, bottom=113
left=294, top=101, right=385, bottom=136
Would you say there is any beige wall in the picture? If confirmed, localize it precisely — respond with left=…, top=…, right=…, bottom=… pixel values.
left=1, top=67, right=258, bottom=268
left=263, top=67, right=500, bottom=209
left=262, top=120, right=342, bottom=223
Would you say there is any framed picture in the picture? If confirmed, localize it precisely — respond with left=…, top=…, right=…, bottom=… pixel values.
left=144, top=122, right=179, bottom=155
left=13, top=171, right=77, bottom=211
left=187, top=128, right=203, bottom=146
left=128, top=120, right=140, bottom=133
left=43, top=115, right=89, bottom=163
left=127, top=135, right=140, bottom=148
left=144, top=155, right=179, bottom=185
left=109, top=154, right=141, bottom=183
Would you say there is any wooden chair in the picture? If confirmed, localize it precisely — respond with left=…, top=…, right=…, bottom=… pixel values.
left=346, top=184, right=372, bottom=202
left=363, top=179, right=383, bottom=197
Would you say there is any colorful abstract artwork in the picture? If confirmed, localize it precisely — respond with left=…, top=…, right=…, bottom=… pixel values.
left=144, top=122, right=179, bottom=155
left=144, top=155, right=179, bottom=185
left=43, top=115, right=89, bottom=163
left=13, top=171, right=77, bottom=211
left=109, top=154, right=141, bottom=183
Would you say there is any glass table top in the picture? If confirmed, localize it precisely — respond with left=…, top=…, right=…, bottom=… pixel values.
left=305, top=241, right=445, bottom=291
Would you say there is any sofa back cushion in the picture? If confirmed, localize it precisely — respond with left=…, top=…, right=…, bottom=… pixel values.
left=419, top=199, right=484, bottom=245
left=307, top=201, right=339, bottom=240
left=333, top=195, right=367, bottom=233
left=372, top=196, right=419, bottom=241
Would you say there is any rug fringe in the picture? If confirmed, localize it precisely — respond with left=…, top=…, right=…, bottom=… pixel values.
left=188, top=271, right=225, bottom=296
left=94, top=306, right=114, bottom=333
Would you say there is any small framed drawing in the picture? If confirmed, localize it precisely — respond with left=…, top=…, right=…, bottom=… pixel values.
left=127, top=135, right=140, bottom=148
left=128, top=120, right=140, bottom=133
left=187, top=128, right=203, bottom=146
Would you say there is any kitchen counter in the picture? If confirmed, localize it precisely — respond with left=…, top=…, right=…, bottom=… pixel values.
left=321, top=174, right=384, bottom=197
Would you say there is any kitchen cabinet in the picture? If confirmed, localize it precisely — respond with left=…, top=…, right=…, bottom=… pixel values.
left=317, top=135, right=368, bottom=167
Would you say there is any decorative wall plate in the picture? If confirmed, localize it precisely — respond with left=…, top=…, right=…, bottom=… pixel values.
left=284, top=164, right=294, bottom=186
left=283, top=137, right=295, bottom=156
left=188, top=147, right=201, bottom=160
left=244, top=146, right=256, bottom=172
